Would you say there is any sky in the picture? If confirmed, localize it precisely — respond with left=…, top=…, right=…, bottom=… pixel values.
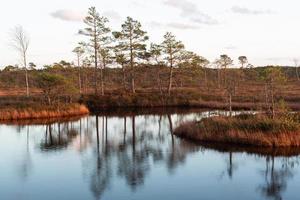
left=1, top=0, right=300, bottom=68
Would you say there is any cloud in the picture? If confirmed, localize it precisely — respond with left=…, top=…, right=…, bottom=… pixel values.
left=163, top=0, right=198, bottom=16
left=166, top=22, right=200, bottom=29
left=51, top=9, right=121, bottom=22
left=103, top=10, right=121, bottom=21
left=191, top=16, right=218, bottom=25
left=149, top=21, right=200, bottom=30
left=231, top=6, right=274, bottom=15
left=50, top=10, right=84, bottom=22
left=163, top=0, right=218, bottom=25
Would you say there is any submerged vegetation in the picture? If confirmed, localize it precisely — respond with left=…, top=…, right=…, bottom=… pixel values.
left=174, top=113, right=300, bottom=147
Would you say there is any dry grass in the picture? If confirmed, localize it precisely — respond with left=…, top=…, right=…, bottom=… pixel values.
left=174, top=114, right=300, bottom=147
left=0, top=104, right=89, bottom=121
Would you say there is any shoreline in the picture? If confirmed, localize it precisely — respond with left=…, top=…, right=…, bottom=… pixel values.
left=0, top=93, right=299, bottom=121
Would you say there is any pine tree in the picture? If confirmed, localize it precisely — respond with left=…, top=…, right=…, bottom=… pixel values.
left=79, top=7, right=110, bottom=95
left=161, top=32, right=185, bottom=95
left=113, top=17, right=149, bottom=93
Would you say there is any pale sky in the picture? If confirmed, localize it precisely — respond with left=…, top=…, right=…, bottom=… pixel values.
left=1, top=0, right=300, bottom=68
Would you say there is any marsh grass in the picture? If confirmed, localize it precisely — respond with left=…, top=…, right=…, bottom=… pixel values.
left=0, top=104, right=89, bottom=121
left=174, top=113, right=300, bottom=147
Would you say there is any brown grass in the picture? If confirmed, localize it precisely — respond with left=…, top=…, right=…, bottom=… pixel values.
left=174, top=114, right=300, bottom=147
left=0, top=104, right=89, bottom=121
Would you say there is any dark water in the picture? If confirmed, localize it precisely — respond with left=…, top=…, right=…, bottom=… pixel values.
left=1, top=110, right=300, bottom=200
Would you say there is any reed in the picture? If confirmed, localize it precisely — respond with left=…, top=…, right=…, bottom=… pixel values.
left=174, top=114, right=300, bottom=147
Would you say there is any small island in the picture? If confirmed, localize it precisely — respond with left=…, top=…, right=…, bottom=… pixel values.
left=174, top=113, right=300, bottom=147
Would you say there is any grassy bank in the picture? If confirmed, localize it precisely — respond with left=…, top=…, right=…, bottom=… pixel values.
left=174, top=114, right=300, bottom=147
left=0, top=103, right=89, bottom=121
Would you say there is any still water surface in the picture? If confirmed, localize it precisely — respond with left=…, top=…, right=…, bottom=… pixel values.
left=1, top=110, right=300, bottom=200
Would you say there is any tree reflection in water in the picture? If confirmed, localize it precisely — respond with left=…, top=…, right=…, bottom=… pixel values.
left=117, top=115, right=151, bottom=191
left=258, top=156, right=299, bottom=200
left=14, top=111, right=299, bottom=200
left=17, top=126, right=33, bottom=181
left=88, top=116, right=112, bottom=200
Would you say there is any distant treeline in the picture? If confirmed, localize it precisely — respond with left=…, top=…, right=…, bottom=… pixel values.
left=0, top=65, right=299, bottom=112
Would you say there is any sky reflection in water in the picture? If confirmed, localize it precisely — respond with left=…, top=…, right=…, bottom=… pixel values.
left=0, top=111, right=300, bottom=200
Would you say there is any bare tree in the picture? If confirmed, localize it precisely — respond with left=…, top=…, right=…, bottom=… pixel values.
left=73, top=44, right=85, bottom=94
left=11, top=26, right=30, bottom=96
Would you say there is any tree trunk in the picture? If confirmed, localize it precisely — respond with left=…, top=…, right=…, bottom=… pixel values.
left=131, top=76, right=135, bottom=93
left=94, top=53, right=98, bottom=95
left=168, top=58, right=174, bottom=95
left=168, top=67, right=173, bottom=95
left=122, top=63, right=126, bottom=90
left=24, top=53, right=29, bottom=97
left=296, top=66, right=300, bottom=81
left=25, top=68, right=29, bottom=97
left=94, top=25, right=98, bottom=95
left=100, top=62, right=104, bottom=96
left=77, top=55, right=82, bottom=95
left=130, top=31, right=135, bottom=94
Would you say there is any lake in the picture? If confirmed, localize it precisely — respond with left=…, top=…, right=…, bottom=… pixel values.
left=1, top=110, right=300, bottom=200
